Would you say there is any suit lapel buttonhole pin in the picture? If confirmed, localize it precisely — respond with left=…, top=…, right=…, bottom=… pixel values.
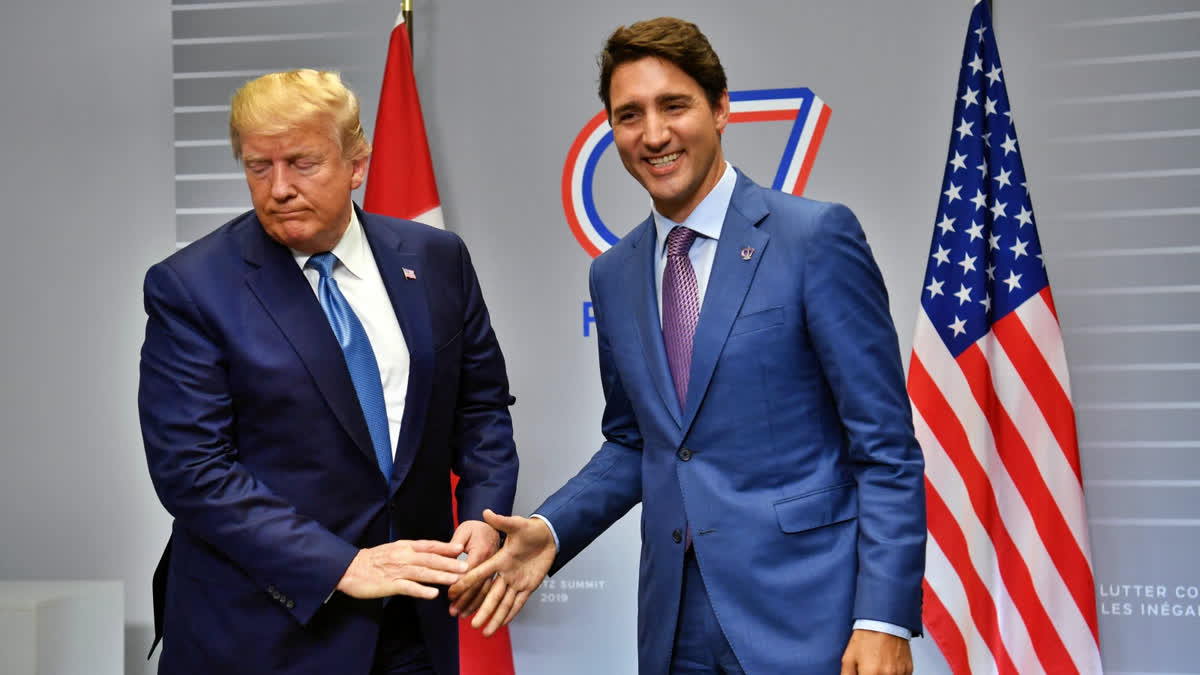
left=402, top=267, right=417, bottom=280
left=740, top=247, right=755, bottom=261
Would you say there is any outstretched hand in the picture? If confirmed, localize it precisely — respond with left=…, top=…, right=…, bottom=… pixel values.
left=448, top=509, right=556, bottom=636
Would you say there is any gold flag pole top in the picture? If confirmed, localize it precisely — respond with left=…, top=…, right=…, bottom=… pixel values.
left=403, top=0, right=413, bottom=49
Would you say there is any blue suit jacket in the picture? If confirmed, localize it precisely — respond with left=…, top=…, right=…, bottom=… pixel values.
left=138, top=207, right=518, bottom=675
left=537, top=171, right=925, bottom=674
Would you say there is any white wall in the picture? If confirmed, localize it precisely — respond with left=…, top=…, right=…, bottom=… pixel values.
left=0, top=2, right=175, bottom=672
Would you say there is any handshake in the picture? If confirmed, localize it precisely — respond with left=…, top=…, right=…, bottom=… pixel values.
left=335, top=509, right=556, bottom=635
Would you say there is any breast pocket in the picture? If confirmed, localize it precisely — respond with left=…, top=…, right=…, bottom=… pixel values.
left=729, top=306, right=784, bottom=336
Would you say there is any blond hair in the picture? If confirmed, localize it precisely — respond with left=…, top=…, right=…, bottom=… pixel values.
left=229, top=69, right=371, bottom=161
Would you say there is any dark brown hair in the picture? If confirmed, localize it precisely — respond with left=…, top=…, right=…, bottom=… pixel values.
left=598, top=17, right=727, bottom=116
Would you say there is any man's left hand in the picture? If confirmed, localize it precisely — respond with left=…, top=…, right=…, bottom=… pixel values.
left=448, top=519, right=500, bottom=610
left=840, top=629, right=913, bottom=675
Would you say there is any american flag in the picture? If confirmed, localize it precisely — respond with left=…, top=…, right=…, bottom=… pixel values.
left=907, top=2, right=1103, bottom=673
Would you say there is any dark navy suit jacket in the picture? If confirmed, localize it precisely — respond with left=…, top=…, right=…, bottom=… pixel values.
left=536, top=171, right=926, bottom=674
left=139, top=207, right=518, bottom=675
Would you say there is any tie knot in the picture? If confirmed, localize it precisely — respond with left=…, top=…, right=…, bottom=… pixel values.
left=666, top=226, right=698, bottom=257
left=306, top=251, right=337, bottom=278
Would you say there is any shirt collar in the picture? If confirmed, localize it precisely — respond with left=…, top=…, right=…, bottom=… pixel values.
left=292, top=206, right=368, bottom=279
left=653, top=161, right=736, bottom=255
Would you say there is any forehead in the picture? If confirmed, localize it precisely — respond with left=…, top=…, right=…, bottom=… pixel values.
left=609, top=56, right=704, bottom=105
left=239, top=120, right=338, bottom=158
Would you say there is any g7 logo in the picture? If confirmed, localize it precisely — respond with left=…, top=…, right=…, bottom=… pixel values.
left=561, top=88, right=831, bottom=258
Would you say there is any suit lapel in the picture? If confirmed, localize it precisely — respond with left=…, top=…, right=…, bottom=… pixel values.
left=625, top=217, right=683, bottom=428
left=360, top=210, right=433, bottom=493
left=681, top=172, right=770, bottom=432
left=239, top=218, right=379, bottom=469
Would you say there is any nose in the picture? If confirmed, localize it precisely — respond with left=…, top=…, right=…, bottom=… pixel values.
left=269, top=163, right=296, bottom=201
left=643, top=111, right=670, bottom=150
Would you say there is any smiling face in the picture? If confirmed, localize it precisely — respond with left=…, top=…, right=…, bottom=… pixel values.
left=239, top=119, right=368, bottom=253
left=608, top=56, right=730, bottom=223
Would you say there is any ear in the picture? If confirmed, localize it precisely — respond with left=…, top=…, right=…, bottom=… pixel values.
left=349, top=154, right=369, bottom=190
left=713, top=90, right=731, bottom=135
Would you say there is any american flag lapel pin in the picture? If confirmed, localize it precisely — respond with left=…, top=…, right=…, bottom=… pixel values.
left=740, top=247, right=755, bottom=261
left=403, top=267, right=417, bottom=280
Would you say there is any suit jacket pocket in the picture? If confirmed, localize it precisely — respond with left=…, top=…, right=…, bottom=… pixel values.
left=774, top=481, right=858, bottom=533
left=730, top=306, right=784, bottom=336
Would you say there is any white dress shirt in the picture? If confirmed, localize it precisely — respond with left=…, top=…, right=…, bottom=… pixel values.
left=651, top=161, right=736, bottom=322
left=293, top=209, right=410, bottom=460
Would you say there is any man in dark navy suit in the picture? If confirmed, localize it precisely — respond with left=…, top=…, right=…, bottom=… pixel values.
left=139, top=69, right=518, bottom=675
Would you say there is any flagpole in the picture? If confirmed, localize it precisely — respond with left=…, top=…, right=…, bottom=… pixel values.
left=402, top=0, right=413, bottom=49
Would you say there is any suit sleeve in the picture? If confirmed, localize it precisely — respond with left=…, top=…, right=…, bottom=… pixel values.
left=536, top=261, right=644, bottom=573
left=801, top=203, right=926, bottom=635
left=449, top=238, right=519, bottom=524
left=138, top=261, right=359, bottom=626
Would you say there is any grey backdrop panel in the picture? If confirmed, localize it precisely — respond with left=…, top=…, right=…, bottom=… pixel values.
left=164, top=1, right=1200, bottom=673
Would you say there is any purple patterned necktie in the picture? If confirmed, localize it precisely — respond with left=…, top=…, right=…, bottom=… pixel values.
left=662, top=226, right=700, bottom=413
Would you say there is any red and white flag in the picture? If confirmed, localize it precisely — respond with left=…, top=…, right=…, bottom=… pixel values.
left=364, top=12, right=443, bottom=229
left=365, top=12, right=517, bottom=675
left=908, top=2, right=1102, bottom=674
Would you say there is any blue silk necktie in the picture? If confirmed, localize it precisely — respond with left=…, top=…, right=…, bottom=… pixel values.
left=306, top=252, right=393, bottom=481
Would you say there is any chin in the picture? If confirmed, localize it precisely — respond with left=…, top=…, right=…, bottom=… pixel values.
left=266, top=222, right=321, bottom=251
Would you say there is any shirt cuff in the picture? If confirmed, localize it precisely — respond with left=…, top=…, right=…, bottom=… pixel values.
left=529, top=514, right=560, bottom=552
left=852, top=620, right=912, bottom=640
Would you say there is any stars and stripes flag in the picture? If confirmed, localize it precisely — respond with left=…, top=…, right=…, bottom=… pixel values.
left=907, top=2, right=1103, bottom=673
left=364, top=11, right=517, bottom=675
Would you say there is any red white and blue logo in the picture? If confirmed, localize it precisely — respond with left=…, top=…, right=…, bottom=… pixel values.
left=561, top=88, right=832, bottom=258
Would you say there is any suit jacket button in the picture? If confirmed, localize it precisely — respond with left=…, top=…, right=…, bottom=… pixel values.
left=286, top=599, right=295, bottom=609
left=677, top=447, right=692, bottom=461
left=672, top=528, right=683, bottom=544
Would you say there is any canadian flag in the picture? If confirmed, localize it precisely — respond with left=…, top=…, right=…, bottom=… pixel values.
left=364, top=12, right=517, bottom=675
left=363, top=13, right=443, bottom=229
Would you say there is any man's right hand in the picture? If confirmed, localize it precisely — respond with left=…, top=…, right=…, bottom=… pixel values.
left=448, top=509, right=556, bottom=636
left=336, top=540, right=467, bottom=600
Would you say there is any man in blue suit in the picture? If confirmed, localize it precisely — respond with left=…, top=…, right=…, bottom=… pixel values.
left=450, top=17, right=924, bottom=675
left=139, top=70, right=518, bottom=675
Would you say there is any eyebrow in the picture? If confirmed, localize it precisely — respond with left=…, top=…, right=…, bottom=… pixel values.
left=657, top=93, right=693, bottom=106
left=611, top=93, right=694, bottom=118
left=242, top=149, right=321, bottom=164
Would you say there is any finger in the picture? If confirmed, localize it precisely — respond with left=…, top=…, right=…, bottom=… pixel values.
left=448, top=524, right=472, bottom=550
left=407, top=552, right=469, bottom=574
left=470, top=575, right=507, bottom=630
left=409, top=539, right=465, bottom=557
left=449, top=556, right=499, bottom=601
left=840, top=651, right=857, bottom=675
left=394, top=565, right=462, bottom=589
left=391, top=579, right=440, bottom=600
left=464, top=576, right=493, bottom=616
left=503, top=589, right=531, bottom=626
left=484, top=585, right=517, bottom=637
left=450, top=576, right=483, bottom=616
left=463, top=534, right=496, bottom=568
left=452, top=571, right=490, bottom=615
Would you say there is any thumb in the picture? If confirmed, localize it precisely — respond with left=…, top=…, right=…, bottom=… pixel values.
left=481, top=508, right=523, bottom=534
left=449, top=523, right=472, bottom=549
